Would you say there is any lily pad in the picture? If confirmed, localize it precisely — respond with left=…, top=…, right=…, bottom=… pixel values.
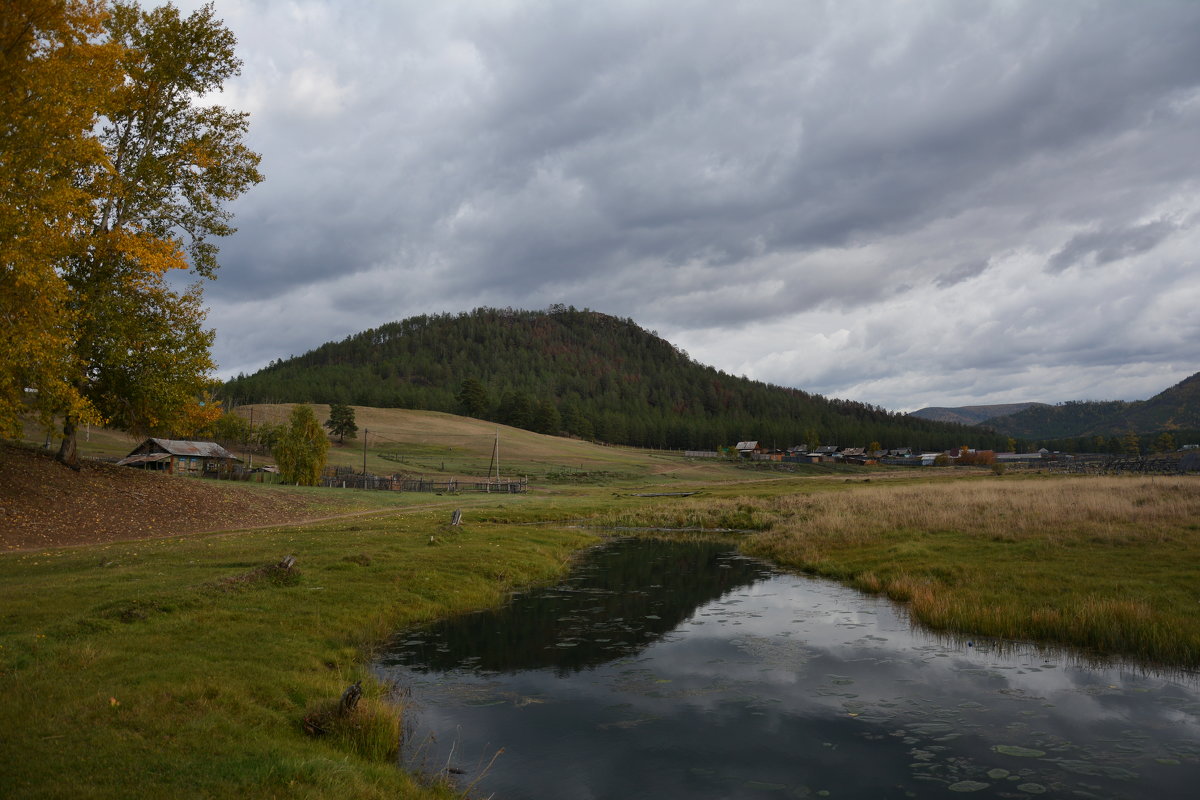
left=1054, top=760, right=1138, bottom=780
left=947, top=780, right=990, bottom=792
left=1016, top=783, right=1046, bottom=794
left=992, top=745, right=1046, bottom=758
left=986, top=769, right=1010, bottom=779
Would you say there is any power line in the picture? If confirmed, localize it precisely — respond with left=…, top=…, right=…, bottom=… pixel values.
left=365, top=430, right=496, bottom=445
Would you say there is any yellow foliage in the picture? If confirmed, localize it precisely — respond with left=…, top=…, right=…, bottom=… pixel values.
left=0, top=0, right=118, bottom=436
left=105, top=228, right=190, bottom=278
left=174, top=391, right=224, bottom=439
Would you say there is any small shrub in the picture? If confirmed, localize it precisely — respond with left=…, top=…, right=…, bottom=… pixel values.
left=212, top=559, right=301, bottom=592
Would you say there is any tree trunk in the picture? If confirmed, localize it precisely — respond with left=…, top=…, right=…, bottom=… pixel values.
left=55, top=417, right=81, bottom=471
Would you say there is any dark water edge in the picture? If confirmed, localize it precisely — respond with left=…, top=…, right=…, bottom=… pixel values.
left=375, top=537, right=1200, bottom=799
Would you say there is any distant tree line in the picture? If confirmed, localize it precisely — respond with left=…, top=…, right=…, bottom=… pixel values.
left=983, top=370, right=1200, bottom=441
left=1036, top=429, right=1198, bottom=456
left=221, top=307, right=1010, bottom=452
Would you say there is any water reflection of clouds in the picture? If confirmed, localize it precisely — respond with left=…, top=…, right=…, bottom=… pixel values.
left=637, top=571, right=1200, bottom=748
left=381, top=542, right=1200, bottom=798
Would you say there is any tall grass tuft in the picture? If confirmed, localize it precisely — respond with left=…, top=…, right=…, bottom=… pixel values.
left=303, top=693, right=402, bottom=763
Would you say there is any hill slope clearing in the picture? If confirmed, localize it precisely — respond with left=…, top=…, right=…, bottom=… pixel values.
left=235, top=403, right=744, bottom=484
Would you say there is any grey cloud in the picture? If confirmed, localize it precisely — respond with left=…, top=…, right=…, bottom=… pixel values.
left=935, top=260, right=989, bottom=289
left=1046, top=219, right=1180, bottom=274
left=217, top=1, right=1200, bottom=297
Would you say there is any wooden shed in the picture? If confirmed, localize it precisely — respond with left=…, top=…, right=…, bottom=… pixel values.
left=118, top=438, right=239, bottom=476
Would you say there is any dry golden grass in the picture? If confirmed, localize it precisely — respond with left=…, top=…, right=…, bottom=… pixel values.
left=760, top=475, right=1199, bottom=545
left=236, top=403, right=740, bottom=484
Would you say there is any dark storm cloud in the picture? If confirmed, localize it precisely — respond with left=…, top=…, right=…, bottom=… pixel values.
left=187, top=0, right=1200, bottom=408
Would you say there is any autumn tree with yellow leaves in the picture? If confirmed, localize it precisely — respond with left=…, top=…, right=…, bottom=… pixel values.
left=0, top=1, right=262, bottom=467
left=0, top=0, right=117, bottom=439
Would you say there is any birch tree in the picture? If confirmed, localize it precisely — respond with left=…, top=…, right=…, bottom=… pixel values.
left=54, top=1, right=262, bottom=467
left=275, top=405, right=329, bottom=486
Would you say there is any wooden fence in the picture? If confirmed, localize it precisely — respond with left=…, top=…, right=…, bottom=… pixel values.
left=1047, top=455, right=1196, bottom=475
left=320, top=473, right=528, bottom=493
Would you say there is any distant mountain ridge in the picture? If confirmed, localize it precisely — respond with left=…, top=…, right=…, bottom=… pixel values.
left=221, top=307, right=1006, bottom=452
left=913, top=372, right=1200, bottom=441
left=909, top=403, right=1047, bottom=426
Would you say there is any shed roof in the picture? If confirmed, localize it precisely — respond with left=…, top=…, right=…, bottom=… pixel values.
left=128, top=438, right=238, bottom=460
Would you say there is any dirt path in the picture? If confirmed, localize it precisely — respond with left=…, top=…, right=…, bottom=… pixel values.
left=191, top=499, right=471, bottom=537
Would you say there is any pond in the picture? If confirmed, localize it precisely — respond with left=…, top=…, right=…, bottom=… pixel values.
left=375, top=538, right=1200, bottom=799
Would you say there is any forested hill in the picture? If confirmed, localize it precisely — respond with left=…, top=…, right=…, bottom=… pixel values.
left=982, top=371, right=1200, bottom=441
left=221, top=307, right=1006, bottom=451
left=909, top=402, right=1047, bottom=426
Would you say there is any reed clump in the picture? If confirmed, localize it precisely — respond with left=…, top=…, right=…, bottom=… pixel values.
left=303, top=692, right=402, bottom=763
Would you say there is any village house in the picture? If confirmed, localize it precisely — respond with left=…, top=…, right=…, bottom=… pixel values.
left=839, top=447, right=877, bottom=465
left=118, top=438, right=239, bottom=476
left=812, top=445, right=839, bottom=462
left=782, top=445, right=819, bottom=464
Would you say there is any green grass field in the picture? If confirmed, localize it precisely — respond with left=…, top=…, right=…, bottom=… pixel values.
left=6, top=411, right=1199, bottom=798
left=0, top=497, right=595, bottom=798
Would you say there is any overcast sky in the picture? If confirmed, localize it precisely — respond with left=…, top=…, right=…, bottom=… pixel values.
left=178, top=0, right=1200, bottom=412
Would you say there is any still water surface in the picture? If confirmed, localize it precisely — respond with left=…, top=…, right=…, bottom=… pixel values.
left=376, top=538, right=1200, bottom=799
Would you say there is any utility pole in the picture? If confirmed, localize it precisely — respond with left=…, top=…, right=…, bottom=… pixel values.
left=487, top=429, right=500, bottom=486
left=247, top=407, right=254, bottom=470
left=363, top=428, right=368, bottom=476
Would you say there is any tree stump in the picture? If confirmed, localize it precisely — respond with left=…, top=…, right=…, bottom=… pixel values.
left=339, top=680, right=362, bottom=715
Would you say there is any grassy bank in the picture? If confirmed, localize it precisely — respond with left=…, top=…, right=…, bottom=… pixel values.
left=0, top=503, right=594, bottom=798
left=599, top=474, right=1200, bottom=667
